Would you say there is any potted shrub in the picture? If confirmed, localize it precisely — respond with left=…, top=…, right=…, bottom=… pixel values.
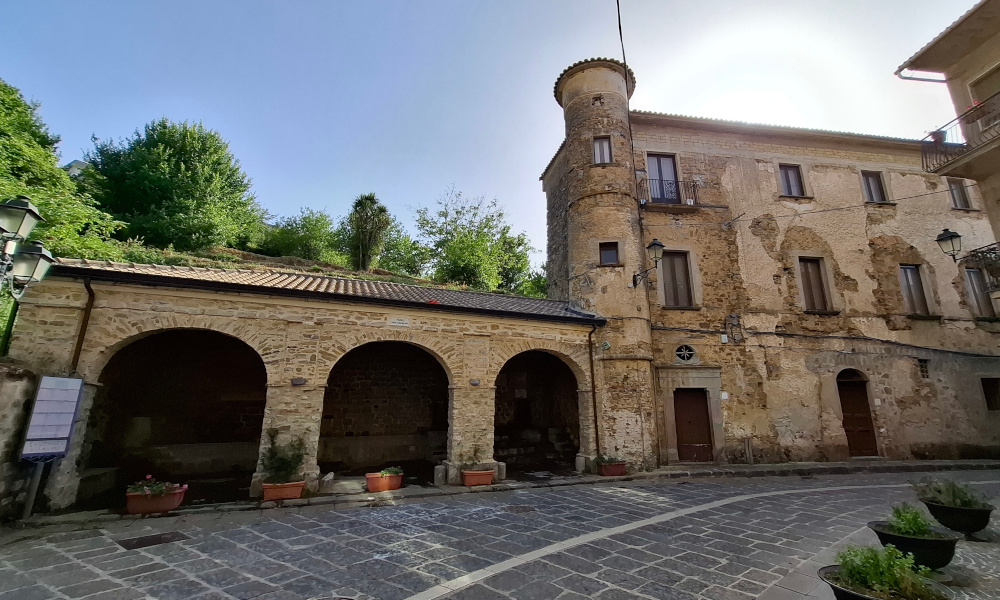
left=818, top=545, right=951, bottom=600
left=126, top=475, right=188, bottom=516
left=366, top=466, right=404, bottom=492
left=867, top=503, right=961, bottom=570
left=593, top=454, right=626, bottom=476
left=460, top=446, right=494, bottom=486
left=260, top=428, right=307, bottom=502
left=912, top=477, right=995, bottom=539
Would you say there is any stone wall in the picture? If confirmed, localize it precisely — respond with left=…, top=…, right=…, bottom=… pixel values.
left=0, top=364, right=37, bottom=520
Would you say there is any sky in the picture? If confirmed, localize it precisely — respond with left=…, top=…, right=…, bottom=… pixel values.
left=0, top=1, right=978, bottom=266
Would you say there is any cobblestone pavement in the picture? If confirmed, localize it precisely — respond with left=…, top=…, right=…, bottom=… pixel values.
left=0, top=470, right=997, bottom=600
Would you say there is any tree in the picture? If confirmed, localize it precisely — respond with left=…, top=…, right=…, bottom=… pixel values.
left=376, top=220, right=431, bottom=277
left=415, top=189, right=533, bottom=292
left=0, top=77, right=122, bottom=259
left=255, top=208, right=346, bottom=264
left=343, top=193, right=392, bottom=271
left=84, top=118, right=264, bottom=251
left=518, top=265, right=548, bottom=298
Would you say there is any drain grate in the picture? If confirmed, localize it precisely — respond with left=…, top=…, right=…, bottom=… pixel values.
left=116, top=531, right=190, bottom=550
left=501, top=505, right=537, bottom=514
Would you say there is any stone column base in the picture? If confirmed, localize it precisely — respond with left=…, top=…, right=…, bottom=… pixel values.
left=575, top=453, right=595, bottom=473
left=440, top=460, right=502, bottom=485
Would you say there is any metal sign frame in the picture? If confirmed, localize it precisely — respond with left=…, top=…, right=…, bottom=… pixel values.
left=20, top=376, right=85, bottom=460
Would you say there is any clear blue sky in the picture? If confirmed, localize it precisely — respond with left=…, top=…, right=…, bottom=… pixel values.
left=1, top=1, right=975, bottom=265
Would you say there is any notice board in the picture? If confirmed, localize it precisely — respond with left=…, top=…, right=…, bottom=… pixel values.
left=20, top=376, right=84, bottom=459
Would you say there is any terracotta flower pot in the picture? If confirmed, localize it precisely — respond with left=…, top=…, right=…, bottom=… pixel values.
left=867, top=521, right=961, bottom=570
left=261, top=481, right=306, bottom=501
left=598, top=462, right=627, bottom=476
left=461, top=470, right=494, bottom=486
left=126, top=488, right=186, bottom=515
left=366, top=473, right=403, bottom=492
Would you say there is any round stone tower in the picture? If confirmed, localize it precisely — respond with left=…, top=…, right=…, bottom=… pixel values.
left=550, top=58, right=657, bottom=468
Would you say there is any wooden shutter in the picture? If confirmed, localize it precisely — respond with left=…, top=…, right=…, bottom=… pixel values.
left=799, top=258, right=829, bottom=311
left=949, top=179, right=971, bottom=209
left=899, top=265, right=929, bottom=315
left=965, top=268, right=995, bottom=317
left=662, top=252, right=692, bottom=307
left=862, top=171, right=886, bottom=203
left=779, top=165, right=804, bottom=196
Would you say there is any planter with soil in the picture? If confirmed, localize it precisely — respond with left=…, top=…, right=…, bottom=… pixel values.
left=366, top=468, right=404, bottom=492
left=126, top=488, right=187, bottom=516
left=817, top=565, right=951, bottom=600
left=598, top=462, right=627, bottom=476
left=261, top=481, right=306, bottom=502
left=867, top=521, right=962, bottom=570
left=461, top=470, right=494, bottom=486
left=922, top=501, right=995, bottom=538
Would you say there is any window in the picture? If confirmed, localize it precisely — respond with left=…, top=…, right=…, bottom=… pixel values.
left=917, top=359, right=930, bottom=380
left=599, top=242, right=619, bottom=265
left=779, top=164, right=805, bottom=197
left=981, top=378, right=1000, bottom=411
left=948, top=179, right=971, bottom=209
left=971, top=65, right=1000, bottom=129
left=899, top=265, right=930, bottom=315
left=799, top=257, right=830, bottom=312
left=965, top=268, right=996, bottom=317
left=647, top=154, right=679, bottom=203
left=662, top=251, right=693, bottom=307
left=593, top=137, right=612, bottom=164
left=675, top=345, right=696, bottom=362
left=862, top=171, right=887, bottom=203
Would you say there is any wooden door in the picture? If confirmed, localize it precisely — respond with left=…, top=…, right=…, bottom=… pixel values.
left=837, top=380, right=878, bottom=457
left=674, top=388, right=713, bottom=461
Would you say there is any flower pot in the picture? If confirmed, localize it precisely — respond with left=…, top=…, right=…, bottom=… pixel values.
left=261, top=481, right=306, bottom=502
left=366, top=473, right=403, bottom=492
left=922, top=500, right=995, bottom=537
left=461, top=470, right=494, bottom=486
left=817, top=565, right=952, bottom=600
left=126, top=488, right=186, bottom=515
left=598, top=462, right=627, bottom=476
left=867, top=521, right=961, bottom=570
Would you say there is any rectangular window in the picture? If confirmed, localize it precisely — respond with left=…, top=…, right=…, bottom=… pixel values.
left=646, top=154, right=679, bottom=203
left=779, top=164, right=805, bottom=197
left=662, top=251, right=693, bottom=307
left=965, top=268, right=996, bottom=317
left=862, top=171, right=887, bottom=203
left=971, top=65, right=1000, bottom=129
left=799, top=257, right=830, bottom=311
left=948, top=179, right=971, bottom=209
left=917, top=359, right=930, bottom=380
left=593, top=137, right=612, bottom=164
left=899, top=265, right=930, bottom=315
left=599, top=242, right=619, bottom=266
left=981, top=378, right=1000, bottom=411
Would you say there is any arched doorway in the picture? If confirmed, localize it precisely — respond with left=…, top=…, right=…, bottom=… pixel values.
left=83, top=330, right=268, bottom=507
left=837, top=369, right=879, bottom=457
left=494, top=351, right=580, bottom=478
left=320, top=342, right=449, bottom=483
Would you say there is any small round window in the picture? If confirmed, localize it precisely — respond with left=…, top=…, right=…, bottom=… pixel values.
left=675, top=345, right=696, bottom=362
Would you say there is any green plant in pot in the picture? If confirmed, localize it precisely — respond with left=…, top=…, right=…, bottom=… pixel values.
left=260, top=428, right=307, bottom=503
left=366, top=466, right=404, bottom=492
left=912, top=477, right=995, bottom=539
left=817, top=545, right=950, bottom=600
left=593, top=454, right=626, bottom=476
left=460, top=445, right=494, bottom=486
left=867, top=503, right=961, bottom=570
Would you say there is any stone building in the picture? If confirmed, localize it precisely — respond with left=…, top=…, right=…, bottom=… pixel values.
left=2, top=19, right=1000, bottom=517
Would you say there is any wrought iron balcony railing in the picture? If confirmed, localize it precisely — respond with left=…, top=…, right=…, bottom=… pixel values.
left=921, top=89, right=1000, bottom=173
left=964, top=242, right=1000, bottom=293
left=636, top=178, right=700, bottom=205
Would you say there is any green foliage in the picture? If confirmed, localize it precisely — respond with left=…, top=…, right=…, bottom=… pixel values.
left=912, top=477, right=992, bottom=509
left=377, top=220, right=431, bottom=276
left=831, top=545, right=943, bottom=600
left=592, top=455, right=624, bottom=467
left=85, top=118, right=265, bottom=251
left=255, top=208, right=347, bottom=264
left=379, top=466, right=404, bottom=476
left=0, top=77, right=123, bottom=259
left=261, top=428, right=306, bottom=484
left=126, top=475, right=187, bottom=496
left=517, top=265, right=548, bottom=298
left=343, top=193, right=392, bottom=271
left=415, top=188, right=533, bottom=292
left=888, top=503, right=933, bottom=537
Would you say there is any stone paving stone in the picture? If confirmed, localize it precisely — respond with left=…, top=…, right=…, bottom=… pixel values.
left=224, top=580, right=280, bottom=600
left=84, top=588, right=147, bottom=600
left=0, top=584, right=58, bottom=600
left=553, top=573, right=609, bottom=595
left=60, top=579, right=123, bottom=598
left=638, top=580, right=698, bottom=599
left=144, top=578, right=213, bottom=600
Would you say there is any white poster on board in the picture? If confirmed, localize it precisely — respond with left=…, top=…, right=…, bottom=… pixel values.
left=21, top=376, right=84, bottom=459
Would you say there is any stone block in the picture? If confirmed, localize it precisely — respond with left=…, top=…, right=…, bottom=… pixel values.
left=318, top=472, right=336, bottom=494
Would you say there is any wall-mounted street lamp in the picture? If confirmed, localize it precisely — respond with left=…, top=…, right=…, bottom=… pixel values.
left=0, top=196, right=53, bottom=298
left=935, top=228, right=962, bottom=263
left=632, top=239, right=665, bottom=287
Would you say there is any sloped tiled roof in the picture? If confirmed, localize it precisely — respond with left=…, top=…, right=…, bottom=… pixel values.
left=896, top=0, right=999, bottom=74
left=51, top=259, right=604, bottom=325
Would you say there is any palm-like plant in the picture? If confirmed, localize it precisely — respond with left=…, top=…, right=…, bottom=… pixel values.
left=346, top=193, right=391, bottom=271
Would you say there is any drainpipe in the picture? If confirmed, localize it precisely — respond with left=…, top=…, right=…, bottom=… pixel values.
left=70, top=278, right=94, bottom=374
left=588, top=324, right=601, bottom=456
left=894, top=68, right=947, bottom=84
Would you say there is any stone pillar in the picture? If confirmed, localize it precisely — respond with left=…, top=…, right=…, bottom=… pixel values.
left=252, top=383, right=324, bottom=496
left=43, top=383, right=98, bottom=510
left=443, top=384, right=498, bottom=485
left=575, top=388, right=596, bottom=472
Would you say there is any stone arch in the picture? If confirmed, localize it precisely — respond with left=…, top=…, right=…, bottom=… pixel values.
left=837, top=368, right=869, bottom=382
left=488, top=340, right=591, bottom=391
left=77, top=314, right=282, bottom=385
left=318, top=329, right=459, bottom=387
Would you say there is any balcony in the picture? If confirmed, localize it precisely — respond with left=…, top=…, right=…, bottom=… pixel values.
left=636, top=178, right=700, bottom=210
left=921, top=90, right=1000, bottom=179
left=965, top=242, right=1000, bottom=294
